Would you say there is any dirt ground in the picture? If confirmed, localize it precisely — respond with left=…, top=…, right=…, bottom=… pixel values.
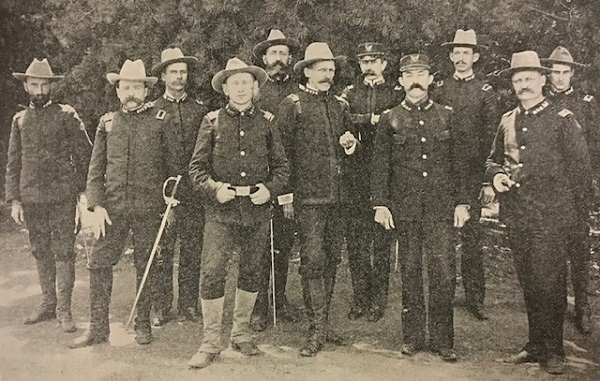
left=0, top=204, right=599, bottom=381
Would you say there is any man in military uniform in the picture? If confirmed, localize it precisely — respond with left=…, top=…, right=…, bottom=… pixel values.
left=277, top=42, right=358, bottom=357
left=149, top=48, right=208, bottom=326
left=433, top=29, right=499, bottom=320
left=487, top=51, right=591, bottom=374
left=6, top=58, right=92, bottom=333
left=250, top=29, right=302, bottom=331
left=339, top=42, right=402, bottom=322
left=71, top=60, right=168, bottom=348
left=542, top=46, right=599, bottom=335
left=187, top=58, right=288, bottom=369
left=372, top=53, right=471, bottom=362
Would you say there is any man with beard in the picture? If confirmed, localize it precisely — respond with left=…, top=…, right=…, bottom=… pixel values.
left=187, top=58, right=288, bottom=369
left=432, top=29, right=498, bottom=320
left=340, top=42, right=402, bottom=323
left=250, top=29, right=302, bottom=331
left=149, top=48, right=208, bottom=326
left=71, top=59, right=168, bottom=348
left=372, top=53, right=471, bottom=362
left=488, top=51, right=590, bottom=374
left=6, top=58, right=92, bottom=333
left=542, top=46, right=599, bottom=335
left=277, top=42, right=358, bottom=357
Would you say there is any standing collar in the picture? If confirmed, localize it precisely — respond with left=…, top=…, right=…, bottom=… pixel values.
left=29, top=100, right=53, bottom=109
left=518, top=98, right=550, bottom=115
left=225, top=102, right=256, bottom=117
left=401, top=96, right=433, bottom=111
left=268, top=74, right=290, bottom=83
left=300, top=83, right=327, bottom=96
left=453, top=71, right=475, bottom=82
left=163, top=91, right=188, bottom=103
left=548, top=86, right=574, bottom=97
left=363, top=76, right=385, bottom=87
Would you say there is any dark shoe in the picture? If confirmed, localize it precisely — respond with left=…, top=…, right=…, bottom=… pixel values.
left=367, top=306, right=384, bottom=322
left=152, top=310, right=170, bottom=327
left=401, top=344, right=421, bottom=356
left=277, top=302, right=301, bottom=323
left=69, top=329, right=108, bottom=348
left=58, top=316, right=77, bottom=333
left=468, top=304, right=489, bottom=321
left=503, top=350, right=537, bottom=364
left=347, top=305, right=365, bottom=320
left=231, top=341, right=263, bottom=356
left=300, top=336, right=323, bottom=357
left=436, top=348, right=458, bottom=362
left=134, top=326, right=152, bottom=345
left=179, top=307, right=199, bottom=322
left=250, top=315, right=269, bottom=332
left=23, top=308, right=56, bottom=325
left=575, top=310, right=593, bottom=335
left=541, top=355, right=565, bottom=375
left=188, top=351, right=217, bottom=369
left=326, top=330, right=346, bottom=346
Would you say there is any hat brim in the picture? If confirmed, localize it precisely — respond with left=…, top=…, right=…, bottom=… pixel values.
left=106, top=73, right=159, bottom=86
left=13, top=73, right=64, bottom=81
left=151, top=57, right=199, bottom=76
left=441, top=42, right=489, bottom=50
left=357, top=52, right=387, bottom=58
left=399, top=64, right=431, bottom=72
left=497, top=66, right=552, bottom=77
left=540, top=58, right=587, bottom=68
left=211, top=66, right=268, bottom=94
left=253, top=38, right=302, bottom=59
left=293, top=56, right=346, bottom=74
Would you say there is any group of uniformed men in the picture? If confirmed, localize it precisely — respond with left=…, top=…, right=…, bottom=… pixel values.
left=6, top=27, right=598, bottom=375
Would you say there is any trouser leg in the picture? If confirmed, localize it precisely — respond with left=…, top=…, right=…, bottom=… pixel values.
left=345, top=207, right=371, bottom=311
left=89, top=267, right=113, bottom=338
left=567, top=226, right=591, bottom=318
left=372, top=224, right=392, bottom=310
left=178, top=205, right=204, bottom=313
left=461, top=215, right=485, bottom=307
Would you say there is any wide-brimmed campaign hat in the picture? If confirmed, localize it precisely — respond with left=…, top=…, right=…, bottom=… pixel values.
left=399, top=53, right=431, bottom=72
left=541, top=46, right=586, bottom=68
left=151, top=47, right=198, bottom=75
left=356, top=42, right=387, bottom=58
left=106, top=59, right=158, bottom=86
left=441, top=29, right=488, bottom=50
left=253, top=29, right=302, bottom=59
left=211, top=57, right=268, bottom=94
left=293, top=42, right=346, bottom=74
left=13, top=58, right=65, bottom=81
left=498, top=51, right=551, bottom=77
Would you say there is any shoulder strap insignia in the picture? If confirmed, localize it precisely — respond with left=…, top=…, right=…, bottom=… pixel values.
left=345, top=84, right=354, bottom=91
left=393, top=85, right=403, bottom=91
left=436, top=80, right=444, bottom=87
left=482, top=84, right=492, bottom=92
left=583, top=94, right=594, bottom=102
left=101, top=112, right=115, bottom=132
left=156, top=110, right=166, bottom=120
left=444, top=105, right=453, bottom=111
left=382, top=109, right=391, bottom=115
left=558, top=109, right=573, bottom=118
left=207, top=110, right=219, bottom=122
left=195, top=99, right=204, bottom=105
left=334, top=94, right=349, bottom=107
left=262, top=110, right=274, bottom=122
left=287, top=94, right=300, bottom=103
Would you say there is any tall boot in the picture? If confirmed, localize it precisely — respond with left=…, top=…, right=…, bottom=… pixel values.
left=70, top=267, right=112, bottom=348
left=24, top=258, right=57, bottom=324
left=300, top=277, right=327, bottom=357
left=231, top=289, right=262, bottom=356
left=134, top=268, right=153, bottom=345
left=56, top=261, right=76, bottom=332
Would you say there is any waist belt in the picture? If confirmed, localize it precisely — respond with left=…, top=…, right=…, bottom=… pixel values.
left=228, top=185, right=259, bottom=196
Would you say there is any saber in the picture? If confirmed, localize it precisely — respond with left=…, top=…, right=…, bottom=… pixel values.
left=125, top=175, right=182, bottom=329
left=269, top=216, right=277, bottom=327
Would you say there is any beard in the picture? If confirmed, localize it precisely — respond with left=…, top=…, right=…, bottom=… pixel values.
left=29, top=93, right=50, bottom=107
left=265, top=61, right=289, bottom=80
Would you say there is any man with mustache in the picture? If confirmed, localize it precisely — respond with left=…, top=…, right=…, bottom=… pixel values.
left=487, top=51, right=591, bottom=374
left=6, top=58, right=92, bottom=333
left=148, top=48, right=208, bottom=326
left=432, top=29, right=499, bottom=321
left=71, top=59, right=169, bottom=348
left=339, top=42, right=403, bottom=323
left=250, top=29, right=302, bottom=331
left=277, top=42, right=358, bottom=357
left=542, top=46, right=599, bottom=335
left=372, top=53, right=471, bottom=362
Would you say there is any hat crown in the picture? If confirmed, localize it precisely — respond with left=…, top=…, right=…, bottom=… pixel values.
left=548, top=46, right=574, bottom=63
left=267, top=29, right=287, bottom=41
left=224, top=57, right=251, bottom=72
left=452, top=29, right=478, bottom=45
left=510, top=51, right=543, bottom=70
left=303, top=42, right=336, bottom=61
left=118, top=59, right=150, bottom=80
left=25, top=58, right=55, bottom=77
left=160, top=48, right=186, bottom=64
left=399, top=53, right=430, bottom=71
left=357, top=42, right=386, bottom=57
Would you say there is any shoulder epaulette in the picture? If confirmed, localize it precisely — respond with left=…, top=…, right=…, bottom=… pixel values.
left=100, top=112, right=115, bottom=132
left=12, top=109, right=26, bottom=128
left=206, top=110, right=219, bottom=122
left=287, top=94, right=300, bottom=102
left=558, top=109, right=573, bottom=118
left=262, top=110, right=274, bottom=121
left=482, top=84, right=492, bottom=92
left=436, top=80, right=444, bottom=87
left=583, top=94, right=594, bottom=102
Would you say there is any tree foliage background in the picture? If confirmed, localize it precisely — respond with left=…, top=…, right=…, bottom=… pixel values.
left=1, top=0, right=600, bottom=192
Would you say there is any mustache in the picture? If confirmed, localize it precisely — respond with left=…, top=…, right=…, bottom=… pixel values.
left=267, top=60, right=288, bottom=69
left=124, top=96, right=143, bottom=104
left=517, top=88, right=533, bottom=95
left=318, top=78, right=333, bottom=85
left=363, top=70, right=376, bottom=76
left=409, top=83, right=427, bottom=91
left=455, top=60, right=467, bottom=65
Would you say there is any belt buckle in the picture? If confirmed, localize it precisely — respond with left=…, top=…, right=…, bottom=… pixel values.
left=235, top=186, right=251, bottom=196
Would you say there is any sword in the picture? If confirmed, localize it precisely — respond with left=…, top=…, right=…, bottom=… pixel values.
left=270, top=215, right=277, bottom=327
left=125, top=175, right=182, bottom=329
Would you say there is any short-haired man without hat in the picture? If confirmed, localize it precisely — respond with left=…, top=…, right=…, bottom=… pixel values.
left=71, top=59, right=169, bottom=348
left=187, top=58, right=289, bottom=369
left=149, top=48, right=208, bottom=326
left=542, top=46, right=599, bottom=335
left=487, top=51, right=591, bottom=374
left=250, top=30, right=302, bottom=331
left=6, top=58, right=92, bottom=333
left=340, top=42, right=403, bottom=323
left=433, top=29, right=499, bottom=321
